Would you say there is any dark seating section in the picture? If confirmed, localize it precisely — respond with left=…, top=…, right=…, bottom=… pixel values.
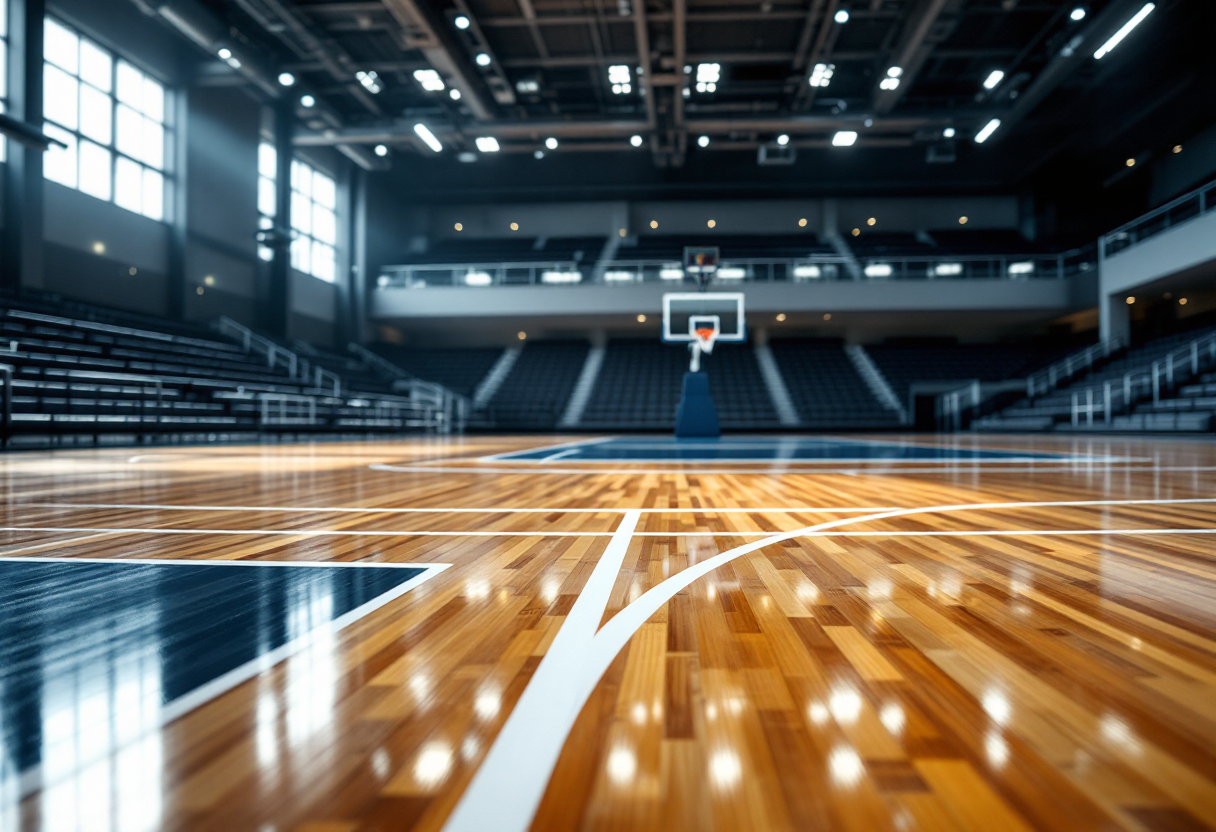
left=847, top=232, right=934, bottom=257
left=0, top=288, right=449, bottom=445
left=768, top=339, right=900, bottom=428
left=402, top=236, right=606, bottom=266
left=868, top=340, right=1064, bottom=405
left=979, top=326, right=1216, bottom=431
left=616, top=234, right=832, bottom=262
left=920, top=229, right=1041, bottom=254
left=579, top=340, right=781, bottom=429
left=372, top=344, right=503, bottom=398
left=487, top=340, right=588, bottom=429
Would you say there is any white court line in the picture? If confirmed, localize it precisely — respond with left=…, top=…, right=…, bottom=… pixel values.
left=442, top=494, right=1216, bottom=832
left=7, top=557, right=449, bottom=799
left=478, top=436, right=615, bottom=462
left=5, top=525, right=1216, bottom=539
left=14, top=502, right=901, bottom=515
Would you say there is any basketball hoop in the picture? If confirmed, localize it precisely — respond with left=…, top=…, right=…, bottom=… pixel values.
left=694, top=327, right=718, bottom=355
left=688, top=317, right=720, bottom=372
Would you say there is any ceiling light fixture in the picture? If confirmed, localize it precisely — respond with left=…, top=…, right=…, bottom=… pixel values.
left=982, top=70, right=1004, bottom=90
left=1070, top=6, right=1086, bottom=20
left=413, top=123, right=443, bottom=153
left=832, top=130, right=858, bottom=146
left=450, top=88, right=462, bottom=100
left=834, top=8, right=849, bottom=23
left=776, top=134, right=790, bottom=146
left=694, top=63, right=720, bottom=94
left=545, top=137, right=558, bottom=150
left=413, top=69, right=445, bottom=91
left=475, top=53, right=491, bottom=67
left=374, top=144, right=388, bottom=157
left=974, top=118, right=1001, bottom=143
left=300, top=94, right=315, bottom=108
left=943, top=127, right=956, bottom=138
left=698, top=135, right=710, bottom=147
left=608, top=64, right=632, bottom=94
left=277, top=72, right=295, bottom=87
left=1093, top=3, right=1155, bottom=59
left=454, top=15, right=471, bottom=29
left=356, top=70, right=382, bottom=93
left=630, top=134, right=644, bottom=147
left=217, top=48, right=232, bottom=60
left=808, top=63, right=834, bottom=87
left=475, top=136, right=500, bottom=152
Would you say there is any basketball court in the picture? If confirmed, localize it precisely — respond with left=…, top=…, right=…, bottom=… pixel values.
left=4, top=433, right=1215, bottom=831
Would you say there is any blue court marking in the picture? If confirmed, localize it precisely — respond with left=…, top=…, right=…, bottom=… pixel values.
left=0, top=558, right=443, bottom=795
left=488, top=436, right=1098, bottom=463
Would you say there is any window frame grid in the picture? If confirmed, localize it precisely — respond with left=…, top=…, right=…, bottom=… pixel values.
left=257, top=142, right=339, bottom=284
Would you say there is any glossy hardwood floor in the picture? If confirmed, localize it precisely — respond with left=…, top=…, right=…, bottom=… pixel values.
left=4, top=434, right=1216, bottom=832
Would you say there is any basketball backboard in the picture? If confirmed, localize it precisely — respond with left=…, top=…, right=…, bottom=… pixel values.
left=662, top=292, right=746, bottom=343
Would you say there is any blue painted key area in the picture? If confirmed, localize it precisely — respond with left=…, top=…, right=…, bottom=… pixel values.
left=495, top=437, right=1073, bottom=462
left=0, top=560, right=424, bottom=781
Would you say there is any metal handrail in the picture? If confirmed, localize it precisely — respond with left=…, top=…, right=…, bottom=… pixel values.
left=1026, top=337, right=1124, bottom=398
left=1102, top=177, right=1215, bottom=256
left=258, top=392, right=317, bottom=427
left=215, top=317, right=342, bottom=396
left=349, top=342, right=413, bottom=380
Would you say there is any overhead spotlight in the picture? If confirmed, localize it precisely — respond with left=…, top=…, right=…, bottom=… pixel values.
left=777, top=134, right=790, bottom=146
left=832, top=130, right=858, bottom=146
left=217, top=48, right=232, bottom=61
left=475, top=136, right=500, bottom=152
left=300, top=94, right=316, bottom=108
left=515, top=79, right=540, bottom=94
left=834, top=8, right=849, bottom=23
left=808, top=63, right=834, bottom=87
left=374, top=144, right=388, bottom=157
left=608, top=64, right=632, bottom=94
left=1126, top=157, right=1135, bottom=167
left=545, top=137, right=558, bottom=150
left=695, top=63, right=720, bottom=94
left=454, top=14, right=471, bottom=29
left=879, top=77, right=900, bottom=90
left=698, top=135, right=710, bottom=148
left=1093, top=3, right=1155, bottom=59
left=942, top=127, right=956, bottom=138
left=356, top=70, right=382, bottom=94
left=866, top=217, right=876, bottom=226
left=534, top=150, right=545, bottom=159
left=982, top=70, right=1005, bottom=90
left=1173, top=144, right=1182, bottom=153
left=1070, top=6, right=1086, bottom=20
left=650, top=220, right=659, bottom=229
left=510, top=222, right=519, bottom=231
left=450, top=88, right=462, bottom=100
left=707, top=219, right=716, bottom=228
left=277, top=71, right=295, bottom=87
left=798, top=218, right=807, bottom=227
left=974, top=118, right=1001, bottom=143
left=776, top=314, right=787, bottom=322
left=413, top=123, right=443, bottom=153
left=959, top=215, right=968, bottom=224
left=886, top=66, right=903, bottom=78
left=1126, top=296, right=1135, bottom=304
left=475, top=53, right=491, bottom=67
left=413, top=69, right=445, bottom=91
left=630, top=134, right=644, bottom=147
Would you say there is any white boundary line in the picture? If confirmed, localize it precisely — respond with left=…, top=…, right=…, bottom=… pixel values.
left=6, top=557, right=449, bottom=799
left=478, top=436, right=615, bottom=461
left=14, top=502, right=902, bottom=515
left=442, top=495, right=1216, bottom=832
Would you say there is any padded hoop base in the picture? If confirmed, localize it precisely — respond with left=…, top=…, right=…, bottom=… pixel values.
left=674, top=372, right=721, bottom=438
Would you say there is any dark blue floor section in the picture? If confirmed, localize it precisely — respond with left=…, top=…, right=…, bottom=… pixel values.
left=0, top=561, right=423, bottom=777
left=497, top=437, right=1072, bottom=462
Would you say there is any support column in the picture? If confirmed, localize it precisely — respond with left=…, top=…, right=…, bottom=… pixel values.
left=262, top=98, right=293, bottom=338
left=344, top=166, right=368, bottom=346
left=166, top=87, right=189, bottom=319
left=1098, top=237, right=1130, bottom=345
left=1, top=0, right=45, bottom=291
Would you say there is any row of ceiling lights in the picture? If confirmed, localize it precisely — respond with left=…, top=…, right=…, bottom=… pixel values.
left=450, top=214, right=971, bottom=232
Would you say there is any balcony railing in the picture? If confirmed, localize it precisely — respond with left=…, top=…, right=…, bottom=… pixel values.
left=1101, top=178, right=1215, bottom=258
left=376, top=248, right=1096, bottom=290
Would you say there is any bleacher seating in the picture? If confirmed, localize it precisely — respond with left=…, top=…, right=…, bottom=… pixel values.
left=868, top=340, right=1065, bottom=408
left=615, top=234, right=832, bottom=262
left=768, top=339, right=901, bottom=428
left=978, top=327, right=1216, bottom=431
left=0, top=289, right=459, bottom=446
left=485, top=340, right=589, bottom=430
left=372, top=344, right=503, bottom=398
left=402, top=236, right=606, bottom=266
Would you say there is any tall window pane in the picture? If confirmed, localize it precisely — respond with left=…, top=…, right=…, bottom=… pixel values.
left=42, top=20, right=173, bottom=222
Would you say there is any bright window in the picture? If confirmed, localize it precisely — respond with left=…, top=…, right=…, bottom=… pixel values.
left=258, top=142, right=338, bottom=282
left=42, top=18, right=170, bottom=221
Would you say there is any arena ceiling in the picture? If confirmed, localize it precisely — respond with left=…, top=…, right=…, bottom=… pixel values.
left=193, top=0, right=1212, bottom=205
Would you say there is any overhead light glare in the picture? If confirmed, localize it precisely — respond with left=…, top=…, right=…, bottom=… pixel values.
left=464, top=271, right=492, bottom=286
left=1008, top=261, right=1035, bottom=275
left=515, top=79, right=539, bottom=94
left=374, top=144, right=388, bottom=157
left=475, top=136, right=500, bottom=152
left=475, top=53, right=491, bottom=67
left=604, top=271, right=637, bottom=282
left=974, top=118, right=1001, bottom=143
left=356, top=70, right=382, bottom=93
left=933, top=263, right=963, bottom=276
left=278, top=72, right=295, bottom=87
left=630, top=134, right=644, bottom=147
left=886, top=66, right=903, bottom=78
left=533, top=150, right=544, bottom=159
left=832, top=130, right=858, bottom=146
left=696, top=63, right=721, bottom=83
left=1093, top=3, right=1155, bottom=59
left=983, top=70, right=1005, bottom=90
left=697, top=135, right=710, bottom=148
left=942, top=127, right=956, bottom=138
left=834, top=8, right=849, bottom=23
left=454, top=14, right=471, bottom=29
left=1070, top=6, right=1087, bottom=20
left=793, top=265, right=821, bottom=278
left=777, top=134, right=790, bottom=146
left=300, top=94, right=316, bottom=108
left=413, top=69, right=445, bottom=91
left=413, top=123, right=443, bottom=153
left=879, top=77, right=900, bottom=90
left=717, top=267, right=747, bottom=279
left=541, top=270, right=583, bottom=284
left=660, top=267, right=684, bottom=280
left=809, top=63, right=834, bottom=87
left=450, top=88, right=462, bottom=100
left=864, top=263, right=893, bottom=278
left=217, top=48, right=232, bottom=60
left=545, top=137, right=558, bottom=150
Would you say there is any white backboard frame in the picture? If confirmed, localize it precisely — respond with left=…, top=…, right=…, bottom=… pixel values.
left=662, top=292, right=746, bottom=343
